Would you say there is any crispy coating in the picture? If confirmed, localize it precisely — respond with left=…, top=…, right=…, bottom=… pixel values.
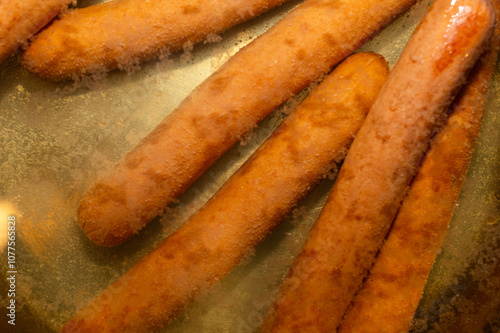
left=338, top=1, right=500, bottom=332
left=61, top=52, right=389, bottom=333
left=0, top=0, right=72, bottom=63
left=260, top=0, right=495, bottom=331
left=21, top=0, right=289, bottom=80
left=76, top=0, right=417, bottom=246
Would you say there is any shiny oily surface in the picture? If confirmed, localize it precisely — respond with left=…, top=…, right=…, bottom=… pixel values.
left=0, top=0, right=499, bottom=332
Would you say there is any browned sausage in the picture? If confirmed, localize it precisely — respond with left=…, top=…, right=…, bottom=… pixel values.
left=21, top=0, right=289, bottom=80
left=260, top=0, right=495, bottom=331
left=338, top=1, right=500, bottom=331
left=76, top=0, right=418, bottom=246
left=0, top=0, right=73, bottom=63
left=61, top=52, right=389, bottom=333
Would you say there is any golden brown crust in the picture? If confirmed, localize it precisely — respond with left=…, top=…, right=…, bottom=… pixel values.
left=338, top=1, right=500, bottom=331
left=61, top=52, right=389, bottom=333
left=21, top=0, right=289, bottom=80
left=75, top=0, right=418, bottom=246
left=0, top=0, right=72, bottom=63
left=260, top=0, right=495, bottom=331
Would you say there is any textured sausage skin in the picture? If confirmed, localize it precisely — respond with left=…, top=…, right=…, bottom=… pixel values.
left=75, top=0, right=418, bottom=246
left=61, top=53, right=389, bottom=333
left=21, top=0, right=289, bottom=80
left=259, top=0, right=495, bottom=331
left=338, top=1, right=500, bottom=331
left=0, top=0, right=73, bottom=63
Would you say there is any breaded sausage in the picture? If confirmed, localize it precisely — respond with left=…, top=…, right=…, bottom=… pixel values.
left=338, top=2, right=500, bottom=332
left=259, top=0, right=495, bottom=331
left=61, top=52, right=389, bottom=333
left=21, top=0, right=289, bottom=80
left=75, top=0, right=418, bottom=246
left=0, top=0, right=73, bottom=64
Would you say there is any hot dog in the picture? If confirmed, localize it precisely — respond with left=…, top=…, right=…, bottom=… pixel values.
left=259, top=0, right=495, bottom=331
left=61, top=52, right=389, bottom=333
left=21, top=0, right=289, bottom=80
left=0, top=0, right=73, bottom=64
left=75, top=0, right=418, bottom=246
left=338, top=1, right=500, bottom=331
